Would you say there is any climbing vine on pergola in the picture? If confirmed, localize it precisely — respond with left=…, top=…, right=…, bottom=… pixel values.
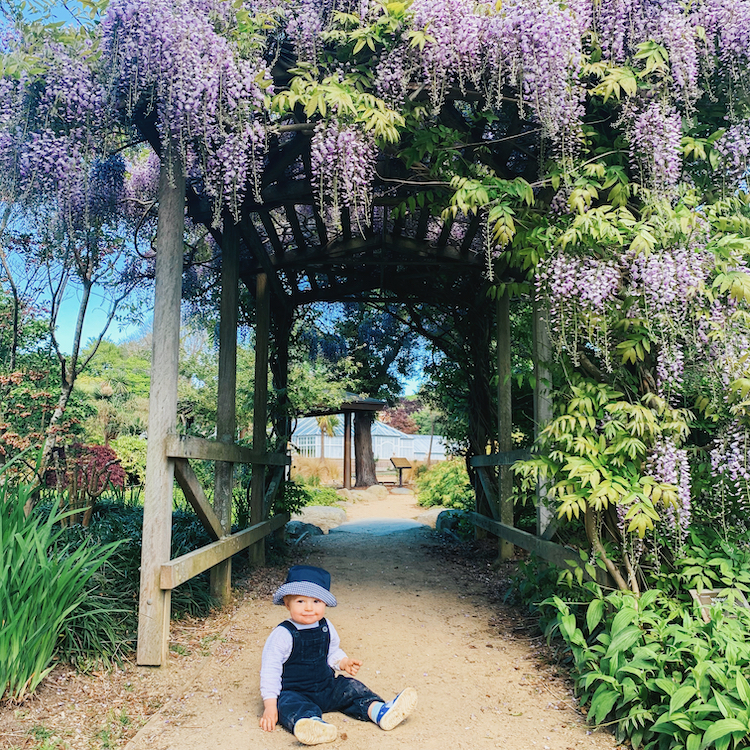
left=4, top=0, right=750, bottom=654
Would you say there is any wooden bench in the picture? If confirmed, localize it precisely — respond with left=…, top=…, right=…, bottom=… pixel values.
left=390, top=457, right=412, bottom=486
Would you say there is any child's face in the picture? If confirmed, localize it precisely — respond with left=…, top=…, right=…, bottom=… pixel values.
left=284, top=594, right=327, bottom=625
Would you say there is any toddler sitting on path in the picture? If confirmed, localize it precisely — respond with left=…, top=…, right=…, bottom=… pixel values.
left=259, top=565, right=417, bottom=745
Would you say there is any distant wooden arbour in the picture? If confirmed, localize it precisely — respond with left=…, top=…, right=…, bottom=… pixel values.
left=134, top=74, right=554, bottom=666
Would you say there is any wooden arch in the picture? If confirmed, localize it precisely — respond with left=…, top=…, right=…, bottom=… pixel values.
left=134, top=77, right=554, bottom=666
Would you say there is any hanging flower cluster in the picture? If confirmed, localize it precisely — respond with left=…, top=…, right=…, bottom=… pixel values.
left=628, top=244, right=710, bottom=393
left=536, top=252, right=622, bottom=370
left=406, top=0, right=586, bottom=146
left=310, top=119, right=377, bottom=233
left=646, top=436, right=691, bottom=546
left=626, top=101, right=683, bottom=193
left=101, top=0, right=273, bottom=222
left=715, top=120, right=750, bottom=187
left=710, top=420, right=750, bottom=533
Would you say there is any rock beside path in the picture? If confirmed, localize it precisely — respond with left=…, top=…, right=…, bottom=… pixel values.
left=291, top=505, right=347, bottom=533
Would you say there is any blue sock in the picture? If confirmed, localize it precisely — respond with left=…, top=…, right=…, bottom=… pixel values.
left=369, top=701, right=385, bottom=723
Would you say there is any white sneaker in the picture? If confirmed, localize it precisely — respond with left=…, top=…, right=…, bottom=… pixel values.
left=375, top=687, right=418, bottom=731
left=293, top=717, right=338, bottom=745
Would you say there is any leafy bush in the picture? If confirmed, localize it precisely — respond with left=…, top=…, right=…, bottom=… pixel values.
left=415, top=459, right=473, bottom=510
left=546, top=588, right=750, bottom=750
left=0, top=473, right=120, bottom=701
left=55, top=502, right=217, bottom=667
left=275, top=480, right=342, bottom=515
left=513, top=534, right=750, bottom=750
left=110, top=435, right=147, bottom=486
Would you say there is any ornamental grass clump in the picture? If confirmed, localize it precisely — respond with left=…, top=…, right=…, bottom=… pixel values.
left=0, top=471, right=120, bottom=703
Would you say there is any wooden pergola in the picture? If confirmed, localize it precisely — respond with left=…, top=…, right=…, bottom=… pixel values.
left=134, top=75, right=556, bottom=666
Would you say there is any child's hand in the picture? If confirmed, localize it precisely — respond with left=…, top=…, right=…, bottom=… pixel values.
left=260, top=700, right=278, bottom=731
left=339, top=657, right=363, bottom=676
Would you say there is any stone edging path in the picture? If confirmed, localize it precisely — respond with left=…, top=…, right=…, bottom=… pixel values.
left=124, top=491, right=622, bottom=750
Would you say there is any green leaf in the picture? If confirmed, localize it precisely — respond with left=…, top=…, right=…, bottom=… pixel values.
left=604, top=625, right=642, bottom=659
left=589, top=683, right=620, bottom=725
left=671, top=686, right=697, bottom=714
left=586, top=598, right=604, bottom=634
left=701, top=718, right=747, bottom=749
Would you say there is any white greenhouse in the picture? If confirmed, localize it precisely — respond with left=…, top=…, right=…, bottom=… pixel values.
left=291, top=416, right=446, bottom=463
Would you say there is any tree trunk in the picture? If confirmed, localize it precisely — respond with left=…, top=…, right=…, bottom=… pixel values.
left=354, top=411, right=378, bottom=487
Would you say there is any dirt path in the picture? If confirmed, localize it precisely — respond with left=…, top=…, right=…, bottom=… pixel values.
left=123, top=492, right=621, bottom=750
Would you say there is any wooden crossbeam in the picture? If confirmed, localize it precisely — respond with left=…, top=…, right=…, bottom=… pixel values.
left=173, top=458, right=224, bottom=540
left=468, top=512, right=610, bottom=586
left=165, top=435, right=290, bottom=465
left=474, top=466, right=499, bottom=521
left=285, top=204, right=308, bottom=254
left=470, top=449, right=531, bottom=468
left=460, top=213, right=481, bottom=254
left=436, top=214, right=455, bottom=247
left=160, top=513, right=290, bottom=590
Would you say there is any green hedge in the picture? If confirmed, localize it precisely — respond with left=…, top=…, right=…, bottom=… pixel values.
left=415, top=459, right=473, bottom=511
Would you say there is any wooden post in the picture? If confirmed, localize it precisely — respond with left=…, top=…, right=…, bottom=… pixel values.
left=343, top=410, right=352, bottom=489
left=533, top=298, right=556, bottom=539
left=137, top=156, right=184, bottom=666
left=212, top=224, right=238, bottom=603
left=249, top=273, right=270, bottom=567
left=497, top=289, right=514, bottom=561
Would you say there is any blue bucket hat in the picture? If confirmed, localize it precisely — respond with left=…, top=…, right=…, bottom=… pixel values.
left=273, top=565, right=337, bottom=607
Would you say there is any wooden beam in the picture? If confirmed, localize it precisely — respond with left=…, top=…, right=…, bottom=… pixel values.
left=173, top=459, right=223, bottom=540
left=533, top=297, right=555, bottom=539
left=436, top=214, right=455, bottom=247
left=165, top=435, right=289, bottom=465
left=497, top=289, right=513, bottom=561
left=160, top=513, right=290, bottom=590
left=250, top=272, right=270, bottom=566
left=468, top=512, right=609, bottom=586
left=212, top=224, right=239, bottom=603
left=236, top=215, right=288, bottom=301
left=475, top=467, right=499, bottom=521
left=460, top=213, right=481, bottom=254
left=343, top=410, right=352, bottom=490
left=469, top=450, right=531, bottom=468
left=285, top=203, right=309, bottom=255
left=137, top=153, right=184, bottom=667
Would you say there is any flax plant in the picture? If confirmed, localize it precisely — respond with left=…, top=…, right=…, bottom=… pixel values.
left=0, top=464, right=120, bottom=703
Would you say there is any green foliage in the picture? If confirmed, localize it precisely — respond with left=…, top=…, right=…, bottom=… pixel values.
left=0, top=465, right=120, bottom=701
left=514, top=377, right=692, bottom=591
left=110, top=435, right=147, bottom=486
left=54, top=501, right=217, bottom=667
left=514, top=533, right=750, bottom=750
left=546, top=588, right=750, bottom=750
left=415, top=459, right=473, bottom=510
left=651, top=529, right=750, bottom=599
left=274, top=479, right=342, bottom=516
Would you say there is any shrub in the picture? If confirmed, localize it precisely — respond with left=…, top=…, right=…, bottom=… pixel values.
left=0, top=472, right=120, bottom=702
left=54, top=502, right=217, bottom=667
left=110, top=435, right=148, bottom=487
left=514, top=534, right=750, bottom=750
left=274, top=479, right=342, bottom=515
left=415, top=459, right=473, bottom=511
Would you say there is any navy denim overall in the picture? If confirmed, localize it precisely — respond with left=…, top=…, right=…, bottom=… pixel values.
left=276, top=618, right=383, bottom=732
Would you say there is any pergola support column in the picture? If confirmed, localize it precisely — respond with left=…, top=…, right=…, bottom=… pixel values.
left=497, top=289, right=514, bottom=561
left=249, top=272, right=270, bottom=566
left=533, top=297, right=555, bottom=539
left=343, top=410, right=352, bottom=489
left=137, top=156, right=185, bottom=666
left=212, top=224, right=239, bottom=603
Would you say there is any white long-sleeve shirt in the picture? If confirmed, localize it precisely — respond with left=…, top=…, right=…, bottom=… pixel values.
left=260, top=619, right=348, bottom=700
